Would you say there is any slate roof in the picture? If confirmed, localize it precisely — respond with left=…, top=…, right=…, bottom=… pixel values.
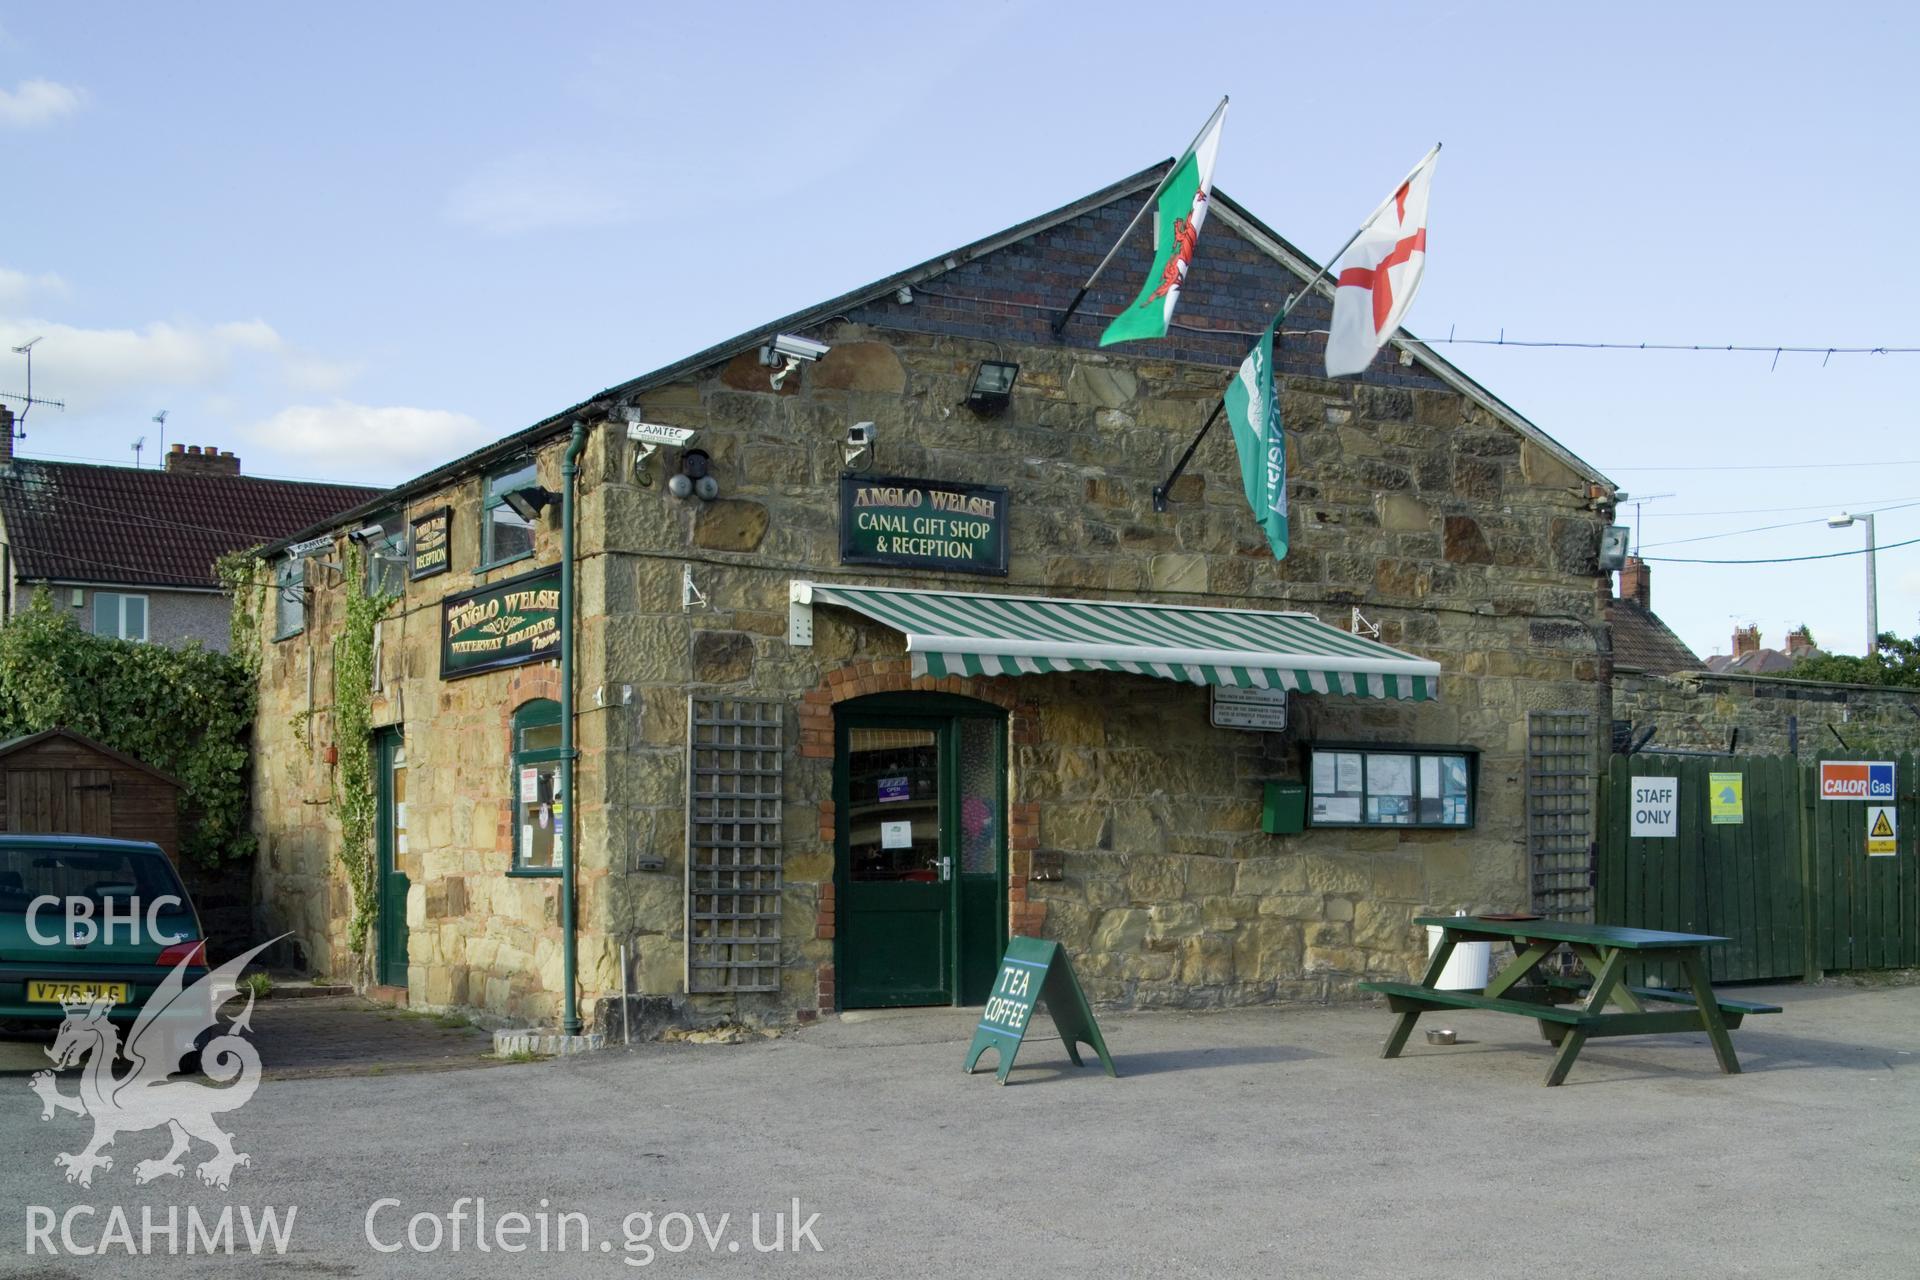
left=1606, top=597, right=1707, bottom=675
left=0, top=459, right=380, bottom=589
left=260, top=163, right=1613, bottom=554
left=1705, top=647, right=1821, bottom=675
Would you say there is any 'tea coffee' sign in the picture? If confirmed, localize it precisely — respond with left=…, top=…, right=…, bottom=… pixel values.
left=1818, top=761, right=1895, bottom=802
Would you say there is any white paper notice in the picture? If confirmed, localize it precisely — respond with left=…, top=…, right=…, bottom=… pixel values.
left=1313, top=796, right=1363, bottom=823
left=1368, top=754, right=1414, bottom=797
left=880, top=820, right=913, bottom=849
left=1333, top=753, right=1363, bottom=793
left=520, top=766, right=539, bottom=804
left=1312, top=754, right=1338, bottom=793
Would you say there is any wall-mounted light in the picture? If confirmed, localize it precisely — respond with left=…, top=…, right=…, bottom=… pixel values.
left=966, top=360, right=1019, bottom=416
left=503, top=485, right=558, bottom=522
left=843, top=422, right=875, bottom=473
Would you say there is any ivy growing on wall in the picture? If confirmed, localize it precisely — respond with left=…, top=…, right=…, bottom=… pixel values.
left=216, top=547, right=268, bottom=677
left=0, top=591, right=255, bottom=867
left=332, top=542, right=399, bottom=958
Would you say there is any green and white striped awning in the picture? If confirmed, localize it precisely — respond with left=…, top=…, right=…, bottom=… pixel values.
left=795, top=582, right=1440, bottom=701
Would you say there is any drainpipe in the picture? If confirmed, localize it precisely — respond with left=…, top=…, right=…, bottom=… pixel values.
left=561, top=420, right=589, bottom=1037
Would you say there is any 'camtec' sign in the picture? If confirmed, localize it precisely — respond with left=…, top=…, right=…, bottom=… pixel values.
left=1819, top=761, right=1896, bottom=802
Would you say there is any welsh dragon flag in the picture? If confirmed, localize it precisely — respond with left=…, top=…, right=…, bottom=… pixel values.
left=1223, top=316, right=1287, bottom=560
left=1099, top=102, right=1227, bottom=347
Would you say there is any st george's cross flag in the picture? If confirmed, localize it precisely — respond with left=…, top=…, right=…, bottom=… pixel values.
left=1223, top=315, right=1287, bottom=560
left=1100, top=101, right=1228, bottom=347
left=1325, top=144, right=1440, bottom=377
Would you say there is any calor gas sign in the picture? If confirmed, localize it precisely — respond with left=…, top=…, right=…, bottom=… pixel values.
left=1818, top=761, right=1895, bottom=802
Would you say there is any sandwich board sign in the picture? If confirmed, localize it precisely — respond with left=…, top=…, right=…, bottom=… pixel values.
left=1867, top=806, right=1898, bottom=857
left=964, top=936, right=1116, bottom=1085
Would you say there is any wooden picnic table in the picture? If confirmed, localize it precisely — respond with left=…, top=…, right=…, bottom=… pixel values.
left=1359, top=916, right=1781, bottom=1086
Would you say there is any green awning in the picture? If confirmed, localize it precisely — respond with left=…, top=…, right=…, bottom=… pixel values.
left=795, top=582, right=1440, bottom=701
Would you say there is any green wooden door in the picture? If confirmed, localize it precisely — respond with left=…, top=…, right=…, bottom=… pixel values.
left=835, top=699, right=1005, bottom=1009
left=374, top=729, right=410, bottom=988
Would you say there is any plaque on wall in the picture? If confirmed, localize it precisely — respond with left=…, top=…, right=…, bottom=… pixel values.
left=838, top=475, right=1009, bottom=576
left=409, top=507, right=451, bottom=580
left=440, top=565, right=561, bottom=679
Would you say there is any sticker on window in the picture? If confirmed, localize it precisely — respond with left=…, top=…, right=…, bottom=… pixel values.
left=880, top=820, right=913, bottom=849
left=877, top=776, right=910, bottom=803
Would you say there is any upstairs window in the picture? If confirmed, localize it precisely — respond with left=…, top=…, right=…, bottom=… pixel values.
left=91, top=592, right=148, bottom=642
left=361, top=514, right=407, bottom=596
left=482, top=460, right=538, bottom=569
left=274, top=557, right=306, bottom=640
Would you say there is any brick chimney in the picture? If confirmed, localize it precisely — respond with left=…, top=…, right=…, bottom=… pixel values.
left=1617, top=556, right=1650, bottom=610
left=164, top=442, right=241, bottom=476
left=1732, top=624, right=1761, bottom=659
left=1785, top=625, right=1815, bottom=657
left=0, top=404, right=13, bottom=470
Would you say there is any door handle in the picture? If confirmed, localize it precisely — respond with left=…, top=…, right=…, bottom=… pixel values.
left=940, top=856, right=952, bottom=882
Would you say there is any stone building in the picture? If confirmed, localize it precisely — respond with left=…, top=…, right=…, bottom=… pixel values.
left=248, top=167, right=1619, bottom=1029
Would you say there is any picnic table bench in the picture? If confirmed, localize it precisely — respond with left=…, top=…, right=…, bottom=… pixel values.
left=1359, top=916, right=1781, bottom=1086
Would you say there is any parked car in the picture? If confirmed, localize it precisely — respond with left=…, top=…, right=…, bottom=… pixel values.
left=0, top=835, right=209, bottom=1024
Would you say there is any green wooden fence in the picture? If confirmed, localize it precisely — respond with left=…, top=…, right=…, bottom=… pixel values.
left=1597, top=752, right=1917, bottom=984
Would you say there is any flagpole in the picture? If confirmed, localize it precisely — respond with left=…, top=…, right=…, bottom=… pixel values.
left=1149, top=142, right=1439, bottom=512
left=1051, top=96, right=1229, bottom=338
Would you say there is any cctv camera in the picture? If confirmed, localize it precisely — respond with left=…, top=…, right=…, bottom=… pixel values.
left=348, top=523, right=386, bottom=543
left=847, top=422, right=875, bottom=448
left=761, top=333, right=830, bottom=365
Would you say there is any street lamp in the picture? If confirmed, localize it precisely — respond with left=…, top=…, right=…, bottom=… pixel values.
left=1827, top=511, right=1878, bottom=654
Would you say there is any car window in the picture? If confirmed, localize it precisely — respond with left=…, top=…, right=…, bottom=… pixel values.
left=0, top=846, right=187, bottom=913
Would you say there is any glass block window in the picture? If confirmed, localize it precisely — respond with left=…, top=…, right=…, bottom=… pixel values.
left=91, top=592, right=148, bottom=642
left=687, top=698, right=783, bottom=993
left=482, top=460, right=538, bottom=568
left=1308, top=745, right=1475, bottom=829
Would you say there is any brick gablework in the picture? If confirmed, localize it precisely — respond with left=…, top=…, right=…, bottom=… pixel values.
left=800, top=658, right=1044, bottom=1010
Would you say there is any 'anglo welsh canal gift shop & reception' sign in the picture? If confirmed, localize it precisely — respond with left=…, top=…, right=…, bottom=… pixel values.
left=440, top=567, right=562, bottom=679
left=839, top=475, right=1009, bottom=576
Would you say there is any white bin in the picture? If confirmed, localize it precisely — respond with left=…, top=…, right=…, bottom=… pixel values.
left=1426, top=925, right=1491, bottom=991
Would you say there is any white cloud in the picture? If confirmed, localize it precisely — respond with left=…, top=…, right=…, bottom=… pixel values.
left=245, top=401, right=490, bottom=482
left=0, top=79, right=85, bottom=129
left=0, top=267, right=69, bottom=309
left=0, top=316, right=283, bottom=413
left=445, top=148, right=630, bottom=236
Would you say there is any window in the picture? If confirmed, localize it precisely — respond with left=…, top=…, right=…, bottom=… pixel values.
left=91, top=592, right=148, bottom=642
left=364, top=514, right=407, bottom=596
left=274, top=557, right=305, bottom=640
left=1308, top=745, right=1476, bottom=829
left=511, top=699, right=565, bottom=873
left=482, top=460, right=538, bottom=568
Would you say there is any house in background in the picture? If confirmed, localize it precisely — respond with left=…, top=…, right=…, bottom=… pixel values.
left=0, top=405, right=379, bottom=650
left=1606, top=556, right=1706, bottom=677
left=1706, top=623, right=1823, bottom=674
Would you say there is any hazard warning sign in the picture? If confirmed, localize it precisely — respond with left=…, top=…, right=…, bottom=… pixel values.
left=1867, top=805, right=1897, bottom=857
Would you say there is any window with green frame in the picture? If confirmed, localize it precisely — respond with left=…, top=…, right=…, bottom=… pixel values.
left=481, top=460, right=538, bottom=569
left=363, top=513, right=407, bottom=595
left=510, top=699, right=564, bottom=873
left=1306, top=744, right=1476, bottom=829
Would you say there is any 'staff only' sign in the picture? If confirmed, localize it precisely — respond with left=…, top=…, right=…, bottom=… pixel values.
left=1630, top=777, right=1678, bottom=838
left=839, top=475, right=1009, bottom=576
left=1819, top=760, right=1895, bottom=801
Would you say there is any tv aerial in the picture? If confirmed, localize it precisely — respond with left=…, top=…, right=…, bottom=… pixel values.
left=4, top=337, right=66, bottom=434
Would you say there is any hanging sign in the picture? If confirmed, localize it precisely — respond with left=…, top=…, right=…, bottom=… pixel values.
left=1867, top=806, right=1898, bottom=856
left=964, top=937, right=1117, bottom=1085
left=440, top=565, right=561, bottom=679
left=1211, top=685, right=1289, bottom=732
left=1708, top=772, right=1744, bottom=825
left=1819, top=760, right=1896, bottom=801
left=839, top=475, right=1009, bottom=576
left=1630, top=777, right=1678, bottom=838
left=409, top=507, right=451, bottom=580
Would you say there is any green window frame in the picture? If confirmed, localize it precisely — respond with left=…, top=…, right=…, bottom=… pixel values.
left=363, top=513, right=407, bottom=596
left=273, top=556, right=306, bottom=641
left=481, top=460, right=538, bottom=570
left=1306, top=743, right=1477, bottom=830
left=509, top=699, right=565, bottom=875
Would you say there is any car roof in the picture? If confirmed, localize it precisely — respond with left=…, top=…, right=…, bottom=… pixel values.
left=0, top=834, right=166, bottom=856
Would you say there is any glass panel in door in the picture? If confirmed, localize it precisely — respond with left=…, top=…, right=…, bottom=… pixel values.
left=840, top=723, right=952, bottom=1007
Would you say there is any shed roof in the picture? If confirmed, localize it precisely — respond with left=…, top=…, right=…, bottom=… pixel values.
left=0, top=727, right=184, bottom=787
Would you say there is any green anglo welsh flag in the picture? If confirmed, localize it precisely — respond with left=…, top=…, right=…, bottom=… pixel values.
left=1224, top=316, right=1287, bottom=560
left=1099, top=102, right=1227, bottom=347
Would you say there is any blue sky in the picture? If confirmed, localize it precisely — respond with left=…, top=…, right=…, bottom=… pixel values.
left=4, top=2, right=1916, bottom=659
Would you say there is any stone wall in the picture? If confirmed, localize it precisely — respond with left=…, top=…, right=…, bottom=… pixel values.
left=1614, top=670, right=1920, bottom=759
